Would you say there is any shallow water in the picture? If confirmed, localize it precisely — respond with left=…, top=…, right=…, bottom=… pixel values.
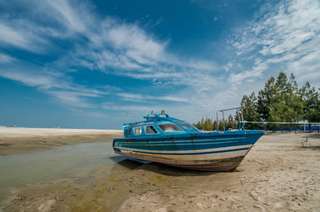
left=0, top=138, right=118, bottom=203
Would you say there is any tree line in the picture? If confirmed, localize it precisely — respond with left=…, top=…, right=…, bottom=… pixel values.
left=194, top=72, right=320, bottom=130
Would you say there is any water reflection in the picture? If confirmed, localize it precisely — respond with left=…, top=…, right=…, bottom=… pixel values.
left=0, top=140, right=115, bottom=202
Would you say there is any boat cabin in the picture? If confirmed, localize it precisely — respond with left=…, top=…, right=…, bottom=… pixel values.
left=123, top=113, right=199, bottom=138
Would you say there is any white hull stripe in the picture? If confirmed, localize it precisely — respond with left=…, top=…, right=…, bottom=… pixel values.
left=117, top=144, right=252, bottom=154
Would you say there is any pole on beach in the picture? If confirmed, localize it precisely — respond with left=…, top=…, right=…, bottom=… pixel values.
left=222, top=111, right=225, bottom=131
left=218, top=106, right=241, bottom=131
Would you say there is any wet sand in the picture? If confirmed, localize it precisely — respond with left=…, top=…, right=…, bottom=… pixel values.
left=0, top=127, right=122, bottom=155
left=1, top=133, right=320, bottom=212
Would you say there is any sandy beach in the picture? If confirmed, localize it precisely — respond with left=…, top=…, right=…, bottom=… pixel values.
left=0, top=127, right=122, bottom=155
left=0, top=133, right=319, bottom=212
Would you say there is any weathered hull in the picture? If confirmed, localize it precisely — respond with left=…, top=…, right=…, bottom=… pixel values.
left=117, top=150, right=246, bottom=171
left=113, top=130, right=263, bottom=171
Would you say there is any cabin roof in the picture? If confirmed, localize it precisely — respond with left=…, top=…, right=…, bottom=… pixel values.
left=123, top=113, right=185, bottom=127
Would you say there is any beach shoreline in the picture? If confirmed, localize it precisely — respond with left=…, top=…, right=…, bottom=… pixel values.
left=0, top=127, right=122, bottom=155
left=1, top=133, right=320, bottom=212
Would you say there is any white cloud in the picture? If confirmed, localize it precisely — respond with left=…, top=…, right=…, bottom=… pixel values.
left=101, top=103, right=163, bottom=112
left=0, top=69, right=62, bottom=89
left=2, top=0, right=318, bottom=124
left=0, top=19, right=57, bottom=53
left=287, top=50, right=320, bottom=86
left=0, top=53, right=15, bottom=63
left=229, top=0, right=320, bottom=86
left=43, top=1, right=220, bottom=107
left=105, top=23, right=165, bottom=62
left=0, top=66, right=104, bottom=108
left=45, top=0, right=89, bottom=33
left=0, top=22, right=33, bottom=50
left=117, top=92, right=188, bottom=103
left=229, top=62, right=268, bottom=84
left=48, top=91, right=94, bottom=108
left=189, top=0, right=320, bottom=121
left=0, top=0, right=218, bottom=79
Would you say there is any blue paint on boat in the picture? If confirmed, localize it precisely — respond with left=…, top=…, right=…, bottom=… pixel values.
left=113, top=112, right=264, bottom=171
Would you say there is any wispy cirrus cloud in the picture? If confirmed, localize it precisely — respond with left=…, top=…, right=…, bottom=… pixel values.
left=117, top=92, right=188, bottom=104
left=0, top=53, right=15, bottom=63
left=0, top=65, right=104, bottom=108
left=0, top=0, right=219, bottom=117
left=229, top=60, right=268, bottom=84
left=0, top=21, right=50, bottom=52
left=1, top=0, right=318, bottom=125
left=45, top=0, right=90, bottom=33
left=58, top=16, right=218, bottom=91
left=229, top=0, right=320, bottom=86
left=192, top=0, right=320, bottom=117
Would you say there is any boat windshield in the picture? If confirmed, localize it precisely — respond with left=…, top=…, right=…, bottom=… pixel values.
left=159, top=124, right=182, bottom=132
left=179, top=122, right=200, bottom=132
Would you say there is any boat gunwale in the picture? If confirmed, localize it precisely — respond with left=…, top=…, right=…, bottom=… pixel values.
left=114, top=130, right=264, bottom=143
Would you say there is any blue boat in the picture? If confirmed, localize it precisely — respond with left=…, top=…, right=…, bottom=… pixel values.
left=113, top=112, right=264, bottom=171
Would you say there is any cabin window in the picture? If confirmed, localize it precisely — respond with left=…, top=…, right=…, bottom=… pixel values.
left=133, top=127, right=142, bottom=135
left=146, top=125, right=157, bottom=134
left=159, top=124, right=181, bottom=132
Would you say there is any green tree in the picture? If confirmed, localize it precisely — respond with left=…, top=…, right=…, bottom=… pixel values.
left=241, top=92, right=259, bottom=121
left=213, top=120, right=218, bottom=130
left=257, top=76, right=277, bottom=121
left=195, top=72, right=319, bottom=130
left=194, top=117, right=214, bottom=131
left=203, top=118, right=213, bottom=131
left=300, top=82, right=320, bottom=122
left=240, top=92, right=259, bottom=129
left=269, top=72, right=304, bottom=122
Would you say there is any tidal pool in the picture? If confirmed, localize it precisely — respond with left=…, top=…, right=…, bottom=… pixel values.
left=0, top=138, right=119, bottom=204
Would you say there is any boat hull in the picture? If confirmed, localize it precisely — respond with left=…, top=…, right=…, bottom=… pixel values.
left=113, top=130, right=263, bottom=171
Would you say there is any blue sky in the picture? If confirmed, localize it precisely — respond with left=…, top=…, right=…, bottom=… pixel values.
left=0, top=0, right=319, bottom=128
